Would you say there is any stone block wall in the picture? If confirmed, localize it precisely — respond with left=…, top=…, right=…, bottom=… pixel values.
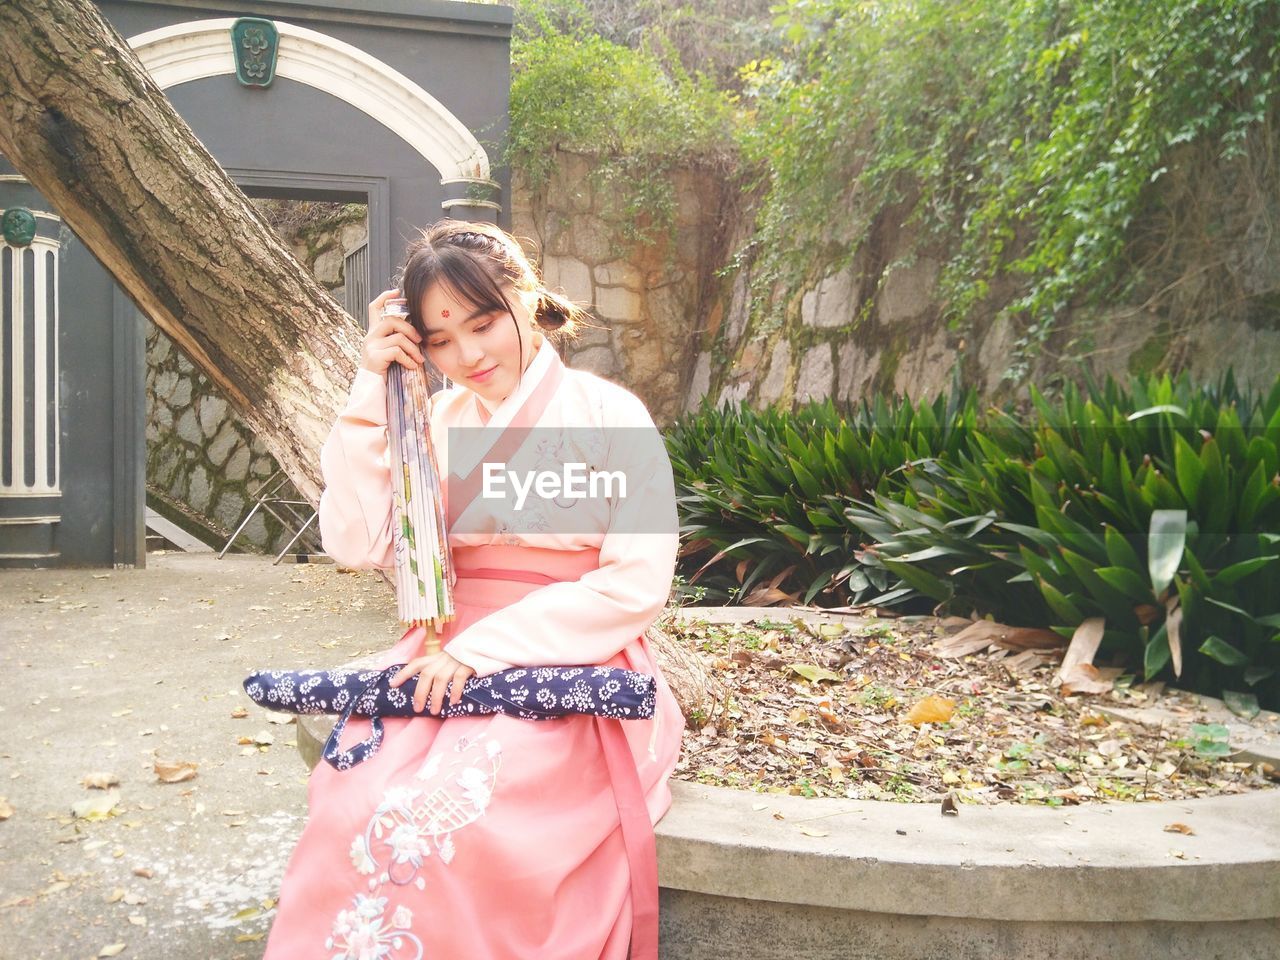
left=145, top=201, right=365, bottom=552
left=687, top=139, right=1280, bottom=411
left=145, top=327, right=283, bottom=549
left=688, top=200, right=963, bottom=412
left=511, top=151, right=729, bottom=425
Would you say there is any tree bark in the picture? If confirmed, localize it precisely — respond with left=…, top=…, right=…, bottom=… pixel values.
left=0, top=0, right=361, bottom=502
left=646, top=619, right=723, bottom=728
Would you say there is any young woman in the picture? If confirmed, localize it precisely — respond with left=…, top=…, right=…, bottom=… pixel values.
left=261, top=220, right=684, bottom=960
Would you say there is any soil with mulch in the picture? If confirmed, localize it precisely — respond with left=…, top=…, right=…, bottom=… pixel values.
left=667, top=612, right=1279, bottom=806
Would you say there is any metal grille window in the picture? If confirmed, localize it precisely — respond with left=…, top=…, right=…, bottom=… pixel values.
left=1, top=239, right=60, bottom=495
left=344, top=240, right=369, bottom=325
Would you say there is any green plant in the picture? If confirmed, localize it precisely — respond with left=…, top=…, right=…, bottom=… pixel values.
left=669, top=368, right=1280, bottom=707
left=668, top=387, right=979, bottom=605
left=846, top=370, right=1280, bottom=704
left=1189, top=723, right=1231, bottom=759
left=507, top=15, right=737, bottom=248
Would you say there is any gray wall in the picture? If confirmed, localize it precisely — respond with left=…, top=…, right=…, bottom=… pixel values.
left=0, top=168, right=144, bottom=567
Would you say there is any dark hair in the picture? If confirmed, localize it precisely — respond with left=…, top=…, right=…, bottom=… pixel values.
left=395, top=220, right=593, bottom=387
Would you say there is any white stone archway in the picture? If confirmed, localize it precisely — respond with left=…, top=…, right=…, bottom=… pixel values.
left=126, top=18, right=494, bottom=185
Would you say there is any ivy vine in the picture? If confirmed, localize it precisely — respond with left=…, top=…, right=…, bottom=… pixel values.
left=738, top=0, right=1280, bottom=382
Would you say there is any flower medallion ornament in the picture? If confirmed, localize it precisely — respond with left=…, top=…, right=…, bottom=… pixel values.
left=325, top=734, right=503, bottom=959
left=1, top=208, right=36, bottom=248
left=231, top=18, right=279, bottom=88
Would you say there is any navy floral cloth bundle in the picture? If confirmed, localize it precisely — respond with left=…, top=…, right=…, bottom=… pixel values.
left=242, top=664, right=657, bottom=770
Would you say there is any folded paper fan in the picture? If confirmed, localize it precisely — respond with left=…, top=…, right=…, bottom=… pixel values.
left=386, top=337, right=455, bottom=640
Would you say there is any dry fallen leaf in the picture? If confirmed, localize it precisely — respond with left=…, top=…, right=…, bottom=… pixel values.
left=941, top=793, right=959, bottom=816
left=41, top=881, right=71, bottom=896
left=815, top=697, right=840, bottom=726
left=1163, top=822, right=1195, bottom=836
left=230, top=707, right=248, bottom=719
left=72, top=790, right=121, bottom=821
left=906, top=695, right=955, bottom=726
left=1054, top=618, right=1116, bottom=694
left=1059, top=662, right=1122, bottom=696
left=81, top=772, right=120, bottom=790
left=98, top=945, right=126, bottom=958
left=153, top=760, right=198, bottom=784
left=0, top=796, right=13, bottom=820
left=934, top=618, right=1063, bottom=658
left=1164, top=596, right=1184, bottom=679
left=132, top=867, right=154, bottom=879
left=789, top=663, right=842, bottom=683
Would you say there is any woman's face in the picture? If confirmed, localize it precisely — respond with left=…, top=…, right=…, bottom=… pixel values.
left=419, top=281, right=541, bottom=405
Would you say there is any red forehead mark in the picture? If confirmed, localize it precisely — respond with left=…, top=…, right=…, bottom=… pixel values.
left=441, top=309, right=450, bottom=319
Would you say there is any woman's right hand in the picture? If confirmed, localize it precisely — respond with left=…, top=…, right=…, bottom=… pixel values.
left=361, top=288, right=426, bottom=376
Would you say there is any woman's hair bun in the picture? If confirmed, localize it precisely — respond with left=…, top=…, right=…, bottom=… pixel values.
left=534, top=289, right=574, bottom=331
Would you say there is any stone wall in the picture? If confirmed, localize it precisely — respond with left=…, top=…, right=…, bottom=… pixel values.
left=682, top=135, right=1280, bottom=411
left=511, top=151, right=983, bottom=416
left=145, top=329, right=282, bottom=548
left=145, top=201, right=366, bottom=552
left=696, top=231, right=957, bottom=412
left=511, top=151, right=730, bottom=425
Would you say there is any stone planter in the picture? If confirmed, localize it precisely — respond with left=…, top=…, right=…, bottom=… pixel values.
left=657, top=780, right=1279, bottom=959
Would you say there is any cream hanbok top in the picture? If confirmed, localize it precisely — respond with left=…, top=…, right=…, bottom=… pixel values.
left=315, top=337, right=681, bottom=678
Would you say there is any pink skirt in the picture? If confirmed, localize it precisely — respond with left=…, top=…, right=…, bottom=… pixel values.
left=262, top=545, right=682, bottom=960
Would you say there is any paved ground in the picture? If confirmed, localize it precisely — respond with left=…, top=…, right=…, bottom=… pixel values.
left=0, top=552, right=397, bottom=960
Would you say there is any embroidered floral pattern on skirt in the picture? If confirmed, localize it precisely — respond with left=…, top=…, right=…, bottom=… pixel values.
left=326, top=734, right=502, bottom=960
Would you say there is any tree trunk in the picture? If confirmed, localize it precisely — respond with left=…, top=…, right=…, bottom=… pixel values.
left=0, top=0, right=360, bottom=502
left=647, top=619, right=724, bottom=729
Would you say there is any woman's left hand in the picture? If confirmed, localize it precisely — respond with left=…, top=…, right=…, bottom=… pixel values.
left=388, top=650, right=476, bottom=715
